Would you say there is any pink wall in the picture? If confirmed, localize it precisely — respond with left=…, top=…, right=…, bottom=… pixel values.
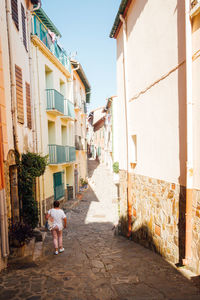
left=116, top=0, right=187, bottom=185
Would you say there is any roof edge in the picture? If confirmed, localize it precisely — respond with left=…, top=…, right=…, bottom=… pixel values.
left=109, top=0, right=132, bottom=39
left=34, top=8, right=62, bottom=37
left=71, top=60, right=91, bottom=103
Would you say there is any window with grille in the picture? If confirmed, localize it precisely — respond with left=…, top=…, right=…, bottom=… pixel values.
left=15, top=65, right=24, bottom=124
left=26, top=82, right=31, bottom=129
left=21, top=4, right=27, bottom=50
left=11, top=0, right=19, bottom=30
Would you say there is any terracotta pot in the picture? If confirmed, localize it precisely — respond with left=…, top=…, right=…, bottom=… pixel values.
left=76, top=193, right=82, bottom=200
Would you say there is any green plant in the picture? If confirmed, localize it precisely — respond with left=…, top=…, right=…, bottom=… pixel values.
left=80, top=177, right=88, bottom=186
left=18, top=152, right=48, bottom=229
left=9, top=221, right=33, bottom=247
left=113, top=161, right=119, bottom=174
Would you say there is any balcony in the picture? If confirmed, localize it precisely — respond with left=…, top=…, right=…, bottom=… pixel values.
left=46, top=89, right=64, bottom=115
left=49, top=145, right=76, bottom=164
left=75, top=135, right=83, bottom=150
left=32, top=14, right=71, bottom=75
left=74, top=97, right=82, bottom=111
left=61, top=99, right=75, bottom=120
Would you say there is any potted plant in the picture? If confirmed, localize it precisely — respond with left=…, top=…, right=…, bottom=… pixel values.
left=9, top=221, right=33, bottom=257
left=80, top=177, right=88, bottom=189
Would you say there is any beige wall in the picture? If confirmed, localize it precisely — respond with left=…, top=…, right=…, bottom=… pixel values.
left=192, top=14, right=200, bottom=189
left=1, top=0, right=35, bottom=154
left=0, top=0, right=13, bottom=157
left=117, top=0, right=187, bottom=185
left=116, top=29, right=127, bottom=171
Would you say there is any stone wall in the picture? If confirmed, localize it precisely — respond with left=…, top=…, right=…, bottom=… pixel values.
left=118, top=171, right=187, bottom=264
left=191, top=189, right=200, bottom=274
left=44, top=189, right=68, bottom=212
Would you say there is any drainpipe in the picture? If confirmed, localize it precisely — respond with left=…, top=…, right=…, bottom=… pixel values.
left=35, top=46, right=45, bottom=226
left=0, top=190, right=8, bottom=257
left=0, top=124, right=9, bottom=257
left=5, top=0, right=19, bottom=153
left=183, top=0, right=193, bottom=266
left=119, top=14, right=132, bottom=237
left=71, top=62, right=80, bottom=199
left=26, top=11, right=36, bottom=153
left=26, top=0, right=41, bottom=153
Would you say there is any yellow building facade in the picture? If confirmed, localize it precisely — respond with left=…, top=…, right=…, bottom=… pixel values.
left=31, top=8, right=76, bottom=224
left=72, top=61, right=91, bottom=194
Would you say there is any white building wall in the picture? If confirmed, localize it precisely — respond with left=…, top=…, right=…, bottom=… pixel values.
left=117, top=0, right=186, bottom=185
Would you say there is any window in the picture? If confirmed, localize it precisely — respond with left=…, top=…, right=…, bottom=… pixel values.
left=15, top=65, right=24, bottom=124
left=26, top=82, right=31, bottom=129
left=11, top=0, right=19, bottom=30
left=131, top=135, right=137, bottom=163
left=21, top=4, right=27, bottom=50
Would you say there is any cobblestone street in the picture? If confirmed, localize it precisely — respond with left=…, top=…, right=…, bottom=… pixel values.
left=0, top=160, right=200, bottom=300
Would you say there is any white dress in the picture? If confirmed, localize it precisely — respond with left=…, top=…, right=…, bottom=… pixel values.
left=48, top=208, right=66, bottom=231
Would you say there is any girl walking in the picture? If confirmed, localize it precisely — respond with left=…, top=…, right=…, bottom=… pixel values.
left=46, top=200, right=67, bottom=255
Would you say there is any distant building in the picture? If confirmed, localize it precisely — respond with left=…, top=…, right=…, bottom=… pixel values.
left=71, top=60, right=91, bottom=194
left=110, top=0, right=200, bottom=274
left=88, top=107, right=106, bottom=163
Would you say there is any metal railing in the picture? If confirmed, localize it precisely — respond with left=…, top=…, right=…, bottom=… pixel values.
left=64, top=99, right=75, bottom=118
left=32, top=15, right=71, bottom=74
left=49, top=145, right=76, bottom=164
left=46, top=89, right=64, bottom=114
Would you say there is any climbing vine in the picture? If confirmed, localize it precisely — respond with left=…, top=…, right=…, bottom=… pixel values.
left=18, top=152, right=48, bottom=229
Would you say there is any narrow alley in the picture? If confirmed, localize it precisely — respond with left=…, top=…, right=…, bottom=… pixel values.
left=0, top=160, right=199, bottom=300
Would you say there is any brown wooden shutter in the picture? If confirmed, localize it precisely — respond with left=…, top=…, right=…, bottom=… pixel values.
left=26, top=82, right=32, bottom=129
left=11, top=0, right=19, bottom=30
left=15, top=65, right=24, bottom=124
left=21, top=4, right=27, bottom=50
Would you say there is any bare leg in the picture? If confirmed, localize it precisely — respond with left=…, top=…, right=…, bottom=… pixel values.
left=58, top=230, right=63, bottom=249
left=52, top=229, right=58, bottom=250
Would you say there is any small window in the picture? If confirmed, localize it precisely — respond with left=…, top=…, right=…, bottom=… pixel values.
left=11, top=0, right=19, bottom=30
left=21, top=4, right=27, bottom=50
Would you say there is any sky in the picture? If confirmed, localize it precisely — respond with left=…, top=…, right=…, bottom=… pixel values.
left=41, top=0, right=121, bottom=111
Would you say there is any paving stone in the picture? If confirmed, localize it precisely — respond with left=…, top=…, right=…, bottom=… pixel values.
left=91, top=260, right=104, bottom=269
left=0, top=160, right=199, bottom=299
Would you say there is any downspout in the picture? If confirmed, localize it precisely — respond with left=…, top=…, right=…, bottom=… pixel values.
left=5, top=0, right=19, bottom=153
left=71, top=62, right=80, bottom=199
left=36, top=46, right=44, bottom=226
left=0, top=114, right=9, bottom=257
left=119, top=14, right=132, bottom=237
left=183, top=0, right=193, bottom=266
left=26, top=11, right=36, bottom=153
left=26, top=0, right=41, bottom=153
left=27, top=2, right=41, bottom=226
